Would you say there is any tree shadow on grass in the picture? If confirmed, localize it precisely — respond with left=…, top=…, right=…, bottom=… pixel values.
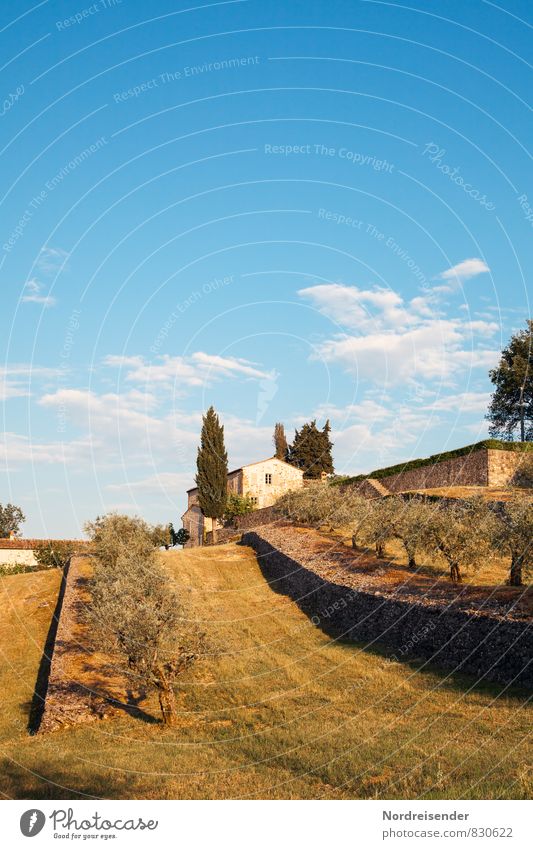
left=0, top=755, right=137, bottom=800
left=23, top=684, right=159, bottom=730
left=247, top=536, right=533, bottom=701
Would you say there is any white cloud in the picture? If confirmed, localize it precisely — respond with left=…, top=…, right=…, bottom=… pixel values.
left=36, top=246, right=69, bottom=274
left=428, top=391, right=491, bottom=414
left=435, top=258, right=490, bottom=292
left=298, top=283, right=422, bottom=331
left=314, top=399, right=392, bottom=423
left=35, top=387, right=275, bottom=482
left=0, top=379, right=28, bottom=401
left=192, top=351, right=269, bottom=380
left=0, top=364, right=58, bottom=400
left=313, top=322, right=459, bottom=380
left=299, top=284, right=499, bottom=384
left=330, top=406, right=437, bottom=475
left=438, top=258, right=490, bottom=282
left=106, top=471, right=192, bottom=495
left=21, top=278, right=56, bottom=307
left=0, top=431, right=91, bottom=464
left=104, top=352, right=271, bottom=389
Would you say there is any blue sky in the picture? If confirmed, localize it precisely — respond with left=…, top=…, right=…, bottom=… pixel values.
left=1, top=0, right=531, bottom=537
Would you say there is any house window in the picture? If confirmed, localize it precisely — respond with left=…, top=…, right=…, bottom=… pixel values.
left=265, top=473, right=272, bottom=485
left=250, top=496, right=258, bottom=505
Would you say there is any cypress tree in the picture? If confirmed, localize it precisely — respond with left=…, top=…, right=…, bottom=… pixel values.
left=320, top=419, right=334, bottom=475
left=273, top=422, right=289, bottom=460
left=196, top=406, right=228, bottom=543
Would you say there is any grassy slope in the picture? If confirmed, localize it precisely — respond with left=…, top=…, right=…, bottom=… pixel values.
left=0, top=546, right=531, bottom=800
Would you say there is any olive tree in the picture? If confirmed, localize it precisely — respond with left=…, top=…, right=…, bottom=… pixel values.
left=84, top=513, right=204, bottom=726
left=150, top=523, right=173, bottom=549
left=386, top=497, right=436, bottom=569
left=348, top=496, right=393, bottom=557
left=275, top=481, right=336, bottom=525
left=423, top=497, right=498, bottom=583
left=275, top=482, right=367, bottom=531
left=493, top=497, right=533, bottom=586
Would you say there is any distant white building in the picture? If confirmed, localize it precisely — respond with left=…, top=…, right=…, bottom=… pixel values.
left=181, top=456, right=304, bottom=546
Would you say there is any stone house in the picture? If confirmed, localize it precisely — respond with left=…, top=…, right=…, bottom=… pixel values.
left=181, top=457, right=304, bottom=546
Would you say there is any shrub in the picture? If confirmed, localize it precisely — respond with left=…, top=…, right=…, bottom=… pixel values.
left=0, top=562, right=50, bottom=577
left=354, top=497, right=434, bottom=565
left=84, top=513, right=156, bottom=571
left=224, top=493, right=256, bottom=522
left=34, top=540, right=78, bottom=569
left=150, top=523, right=173, bottom=549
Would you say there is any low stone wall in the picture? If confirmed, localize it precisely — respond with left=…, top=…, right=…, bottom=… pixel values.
left=242, top=530, right=532, bottom=689
left=205, top=527, right=243, bottom=545
left=205, top=506, right=280, bottom=545
left=354, top=447, right=529, bottom=495
left=234, top=505, right=278, bottom=529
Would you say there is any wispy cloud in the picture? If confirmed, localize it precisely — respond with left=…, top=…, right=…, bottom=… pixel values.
left=104, top=352, right=271, bottom=389
left=435, top=258, right=490, bottom=292
left=36, top=246, right=69, bottom=274
left=0, top=364, right=58, bottom=400
left=21, top=278, right=56, bottom=307
left=428, top=391, right=491, bottom=413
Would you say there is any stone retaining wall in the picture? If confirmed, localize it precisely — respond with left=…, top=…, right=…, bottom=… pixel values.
left=356, top=447, right=528, bottom=494
left=487, top=449, right=528, bottom=487
left=374, top=449, right=489, bottom=493
left=37, top=556, right=127, bottom=733
left=242, top=530, right=532, bottom=689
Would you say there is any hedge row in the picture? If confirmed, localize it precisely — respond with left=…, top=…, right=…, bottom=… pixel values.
left=0, top=562, right=56, bottom=577
left=332, top=439, right=533, bottom=487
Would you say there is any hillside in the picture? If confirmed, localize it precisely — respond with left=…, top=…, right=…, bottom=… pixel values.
left=0, top=547, right=531, bottom=800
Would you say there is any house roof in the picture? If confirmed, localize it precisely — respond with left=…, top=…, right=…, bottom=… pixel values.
left=186, top=456, right=303, bottom=492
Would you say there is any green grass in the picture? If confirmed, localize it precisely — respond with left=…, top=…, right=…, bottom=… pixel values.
left=0, top=545, right=531, bottom=800
left=333, top=439, right=533, bottom=486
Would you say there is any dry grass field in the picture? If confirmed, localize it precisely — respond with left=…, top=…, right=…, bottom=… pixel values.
left=0, top=544, right=531, bottom=800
